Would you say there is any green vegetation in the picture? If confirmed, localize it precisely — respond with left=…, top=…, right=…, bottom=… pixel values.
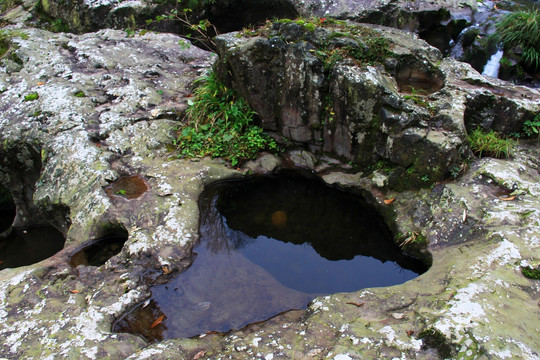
left=495, top=9, right=540, bottom=70
left=175, top=72, right=278, bottom=166
left=521, top=265, right=540, bottom=280
left=73, top=90, right=86, bottom=98
left=0, top=0, right=21, bottom=12
left=418, top=328, right=454, bottom=358
left=468, top=128, right=515, bottom=158
left=23, top=93, right=39, bottom=102
left=143, top=1, right=218, bottom=51
left=0, top=30, right=27, bottom=66
left=522, top=114, right=540, bottom=141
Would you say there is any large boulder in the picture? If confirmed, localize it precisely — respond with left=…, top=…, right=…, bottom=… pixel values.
left=215, top=20, right=540, bottom=189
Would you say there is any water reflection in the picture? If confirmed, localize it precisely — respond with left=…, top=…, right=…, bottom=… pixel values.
left=113, top=171, right=428, bottom=341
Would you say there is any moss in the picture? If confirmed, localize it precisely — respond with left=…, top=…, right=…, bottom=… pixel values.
left=24, top=93, right=39, bottom=101
left=521, top=266, right=540, bottom=280
left=41, top=0, right=49, bottom=13
left=73, top=90, right=86, bottom=98
left=418, top=328, right=455, bottom=358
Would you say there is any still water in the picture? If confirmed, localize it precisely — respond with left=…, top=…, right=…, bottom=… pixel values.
left=114, top=171, right=428, bottom=341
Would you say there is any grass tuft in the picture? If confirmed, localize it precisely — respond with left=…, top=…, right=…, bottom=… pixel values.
left=468, top=128, right=515, bottom=158
left=495, top=10, right=540, bottom=70
left=175, top=72, right=278, bottom=166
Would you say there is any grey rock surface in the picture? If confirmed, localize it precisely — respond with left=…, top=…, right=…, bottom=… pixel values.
left=0, top=7, right=538, bottom=360
left=216, top=21, right=539, bottom=189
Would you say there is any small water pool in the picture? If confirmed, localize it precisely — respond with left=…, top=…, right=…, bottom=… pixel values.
left=114, top=171, right=428, bottom=341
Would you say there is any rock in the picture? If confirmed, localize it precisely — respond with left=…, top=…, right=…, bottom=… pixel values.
left=216, top=21, right=539, bottom=189
left=0, top=4, right=539, bottom=360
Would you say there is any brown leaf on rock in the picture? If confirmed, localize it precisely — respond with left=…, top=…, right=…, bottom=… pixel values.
left=499, top=195, right=516, bottom=201
left=406, top=329, right=414, bottom=337
left=69, top=290, right=79, bottom=294
left=384, top=198, right=395, bottom=204
left=161, top=265, right=171, bottom=275
left=346, top=301, right=365, bottom=307
left=150, top=314, right=165, bottom=328
left=193, top=350, right=205, bottom=359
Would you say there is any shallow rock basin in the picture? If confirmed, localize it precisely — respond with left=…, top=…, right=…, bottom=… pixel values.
left=104, top=175, right=149, bottom=200
left=113, top=171, right=428, bottom=341
left=69, top=232, right=129, bottom=267
left=0, top=225, right=65, bottom=270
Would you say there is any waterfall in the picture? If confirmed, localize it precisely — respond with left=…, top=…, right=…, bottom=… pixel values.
left=482, top=49, right=504, bottom=78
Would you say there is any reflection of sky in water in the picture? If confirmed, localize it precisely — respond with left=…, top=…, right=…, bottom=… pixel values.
left=240, top=235, right=418, bottom=294
left=113, top=171, right=428, bottom=341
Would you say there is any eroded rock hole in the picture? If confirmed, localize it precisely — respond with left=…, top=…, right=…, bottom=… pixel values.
left=104, top=175, right=149, bottom=199
left=113, top=171, right=429, bottom=341
left=396, top=61, right=445, bottom=94
left=0, top=225, right=65, bottom=271
left=69, top=228, right=129, bottom=267
left=0, top=185, right=16, bottom=233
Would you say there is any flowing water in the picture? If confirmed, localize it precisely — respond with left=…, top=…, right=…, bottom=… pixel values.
left=113, top=171, right=428, bottom=341
left=482, top=49, right=504, bottom=77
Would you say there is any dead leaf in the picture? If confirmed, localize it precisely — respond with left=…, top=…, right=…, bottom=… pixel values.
left=384, top=198, right=395, bottom=204
left=193, top=350, right=205, bottom=360
left=499, top=195, right=516, bottom=201
left=346, top=302, right=365, bottom=307
left=70, top=290, right=79, bottom=294
left=406, top=329, right=414, bottom=337
left=161, top=265, right=171, bottom=275
left=150, top=314, right=165, bottom=328
left=37, top=82, right=45, bottom=85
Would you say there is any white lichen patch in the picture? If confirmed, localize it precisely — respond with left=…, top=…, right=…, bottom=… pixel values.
left=434, top=283, right=486, bottom=339
left=379, top=326, right=422, bottom=351
left=470, top=238, right=521, bottom=276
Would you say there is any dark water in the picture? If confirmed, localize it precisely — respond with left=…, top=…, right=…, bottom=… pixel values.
left=69, top=235, right=128, bottom=267
left=0, top=199, right=16, bottom=233
left=113, top=171, right=428, bottom=341
left=0, top=225, right=65, bottom=270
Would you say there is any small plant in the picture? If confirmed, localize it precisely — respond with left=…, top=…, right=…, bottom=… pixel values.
left=145, top=6, right=218, bottom=51
left=175, top=72, right=278, bottom=166
left=521, top=265, right=540, bottom=280
left=116, top=189, right=127, bottom=196
left=522, top=114, right=540, bottom=141
left=73, top=90, right=86, bottom=98
left=495, top=9, right=540, bottom=70
left=418, top=328, right=454, bottom=358
left=23, top=93, right=39, bottom=101
left=468, top=128, right=516, bottom=158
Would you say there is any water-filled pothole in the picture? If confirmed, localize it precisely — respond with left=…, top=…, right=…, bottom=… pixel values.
left=69, top=229, right=129, bottom=267
left=0, top=225, right=65, bottom=270
left=104, top=175, right=149, bottom=199
left=0, top=185, right=16, bottom=233
left=113, top=171, right=428, bottom=341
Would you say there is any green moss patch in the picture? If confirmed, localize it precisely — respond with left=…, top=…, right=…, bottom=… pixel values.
left=521, top=265, right=540, bottom=280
